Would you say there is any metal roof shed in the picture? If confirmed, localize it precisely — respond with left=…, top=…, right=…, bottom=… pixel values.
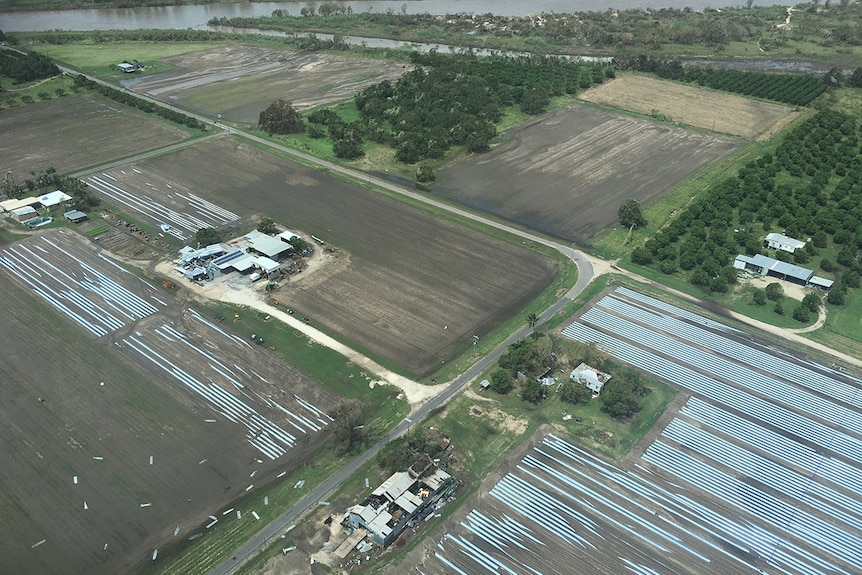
left=63, top=210, right=87, bottom=223
left=245, top=230, right=292, bottom=259
left=252, top=256, right=281, bottom=275
left=809, top=276, right=834, bottom=290
left=0, top=197, right=41, bottom=213
left=769, top=260, right=813, bottom=284
left=37, top=190, right=72, bottom=208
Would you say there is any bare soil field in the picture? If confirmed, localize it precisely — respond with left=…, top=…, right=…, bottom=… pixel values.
left=124, top=45, right=411, bottom=124
left=580, top=75, right=800, bottom=140
left=0, top=95, right=190, bottom=177
left=436, top=103, right=737, bottom=246
left=90, top=138, right=559, bottom=377
left=0, top=230, right=340, bottom=575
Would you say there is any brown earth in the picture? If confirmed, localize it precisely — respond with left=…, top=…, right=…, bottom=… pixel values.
left=436, top=103, right=737, bottom=245
left=0, top=231, right=340, bottom=575
left=580, top=74, right=801, bottom=141
left=0, top=94, right=189, bottom=178
left=87, top=137, right=560, bottom=377
left=124, top=45, right=412, bottom=124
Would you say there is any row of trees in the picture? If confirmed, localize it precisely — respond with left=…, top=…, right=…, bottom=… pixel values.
left=618, top=55, right=830, bottom=106
left=212, top=4, right=862, bottom=53
left=72, top=74, right=207, bottom=130
left=630, top=108, right=862, bottom=305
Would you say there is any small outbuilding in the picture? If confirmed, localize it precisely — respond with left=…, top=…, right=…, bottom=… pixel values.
left=12, top=206, right=38, bottom=221
left=117, top=63, right=136, bottom=73
left=63, top=210, right=87, bottom=223
left=764, top=232, right=806, bottom=254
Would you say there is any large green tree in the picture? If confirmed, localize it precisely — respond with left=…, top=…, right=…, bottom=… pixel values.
left=618, top=198, right=647, bottom=229
left=258, top=99, right=305, bottom=135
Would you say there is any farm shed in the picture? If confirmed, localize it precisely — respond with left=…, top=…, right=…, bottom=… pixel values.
left=734, top=254, right=831, bottom=289
left=570, top=362, right=611, bottom=396
left=12, top=206, right=38, bottom=221
left=0, top=196, right=41, bottom=213
left=252, top=256, right=281, bottom=278
left=117, top=63, right=136, bottom=73
left=37, top=190, right=72, bottom=211
left=63, top=210, right=87, bottom=223
left=764, top=232, right=806, bottom=253
left=244, top=230, right=293, bottom=259
left=347, top=469, right=453, bottom=547
left=213, top=250, right=256, bottom=273
left=278, top=230, right=299, bottom=242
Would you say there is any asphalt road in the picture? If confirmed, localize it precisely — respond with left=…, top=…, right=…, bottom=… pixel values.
left=53, top=66, right=600, bottom=574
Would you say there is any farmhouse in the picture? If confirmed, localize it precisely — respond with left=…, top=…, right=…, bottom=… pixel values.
left=570, top=362, right=611, bottom=396
left=36, top=190, right=72, bottom=211
left=733, top=254, right=833, bottom=289
left=346, top=468, right=453, bottom=547
left=763, top=232, right=806, bottom=253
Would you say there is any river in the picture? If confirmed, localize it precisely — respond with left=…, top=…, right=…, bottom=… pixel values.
left=2, top=0, right=797, bottom=33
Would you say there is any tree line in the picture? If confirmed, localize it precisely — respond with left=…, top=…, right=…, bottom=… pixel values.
left=618, top=55, right=832, bottom=106
left=72, top=74, right=207, bottom=131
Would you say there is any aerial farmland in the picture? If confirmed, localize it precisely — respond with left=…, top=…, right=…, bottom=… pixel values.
left=84, top=137, right=560, bottom=377
left=0, top=231, right=340, bottom=574
left=402, top=288, right=862, bottom=575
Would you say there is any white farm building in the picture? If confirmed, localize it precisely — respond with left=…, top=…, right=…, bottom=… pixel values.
left=763, top=233, right=806, bottom=254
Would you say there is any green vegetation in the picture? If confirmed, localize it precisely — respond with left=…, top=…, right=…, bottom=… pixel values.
left=0, top=49, right=59, bottom=84
left=276, top=51, right=612, bottom=166
left=619, top=55, right=828, bottom=106
left=211, top=5, right=862, bottom=66
left=614, top=102, right=862, bottom=337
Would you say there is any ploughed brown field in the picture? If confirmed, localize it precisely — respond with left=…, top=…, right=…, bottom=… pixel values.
left=0, top=94, right=190, bottom=177
left=82, top=138, right=560, bottom=377
left=124, top=45, right=412, bottom=124
left=0, top=231, right=339, bottom=575
left=580, top=74, right=801, bottom=141
left=436, top=103, right=737, bottom=246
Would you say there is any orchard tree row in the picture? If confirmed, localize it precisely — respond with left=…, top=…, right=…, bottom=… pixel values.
left=630, top=109, right=862, bottom=301
left=618, top=55, right=832, bottom=106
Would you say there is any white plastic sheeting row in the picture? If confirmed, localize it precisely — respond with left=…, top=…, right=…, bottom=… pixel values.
left=0, top=236, right=158, bottom=336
